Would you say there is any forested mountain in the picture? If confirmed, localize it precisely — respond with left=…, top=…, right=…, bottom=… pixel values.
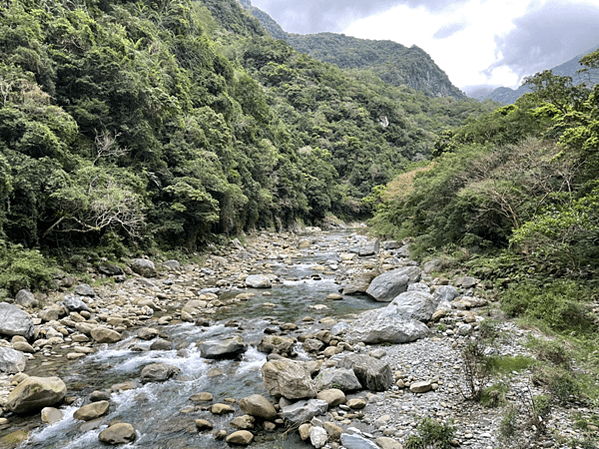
left=241, top=2, right=465, bottom=99
left=0, top=0, right=492, bottom=294
left=472, top=48, right=599, bottom=104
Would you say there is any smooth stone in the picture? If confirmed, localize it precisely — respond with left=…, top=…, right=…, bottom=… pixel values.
left=238, top=394, right=277, bottom=420
left=225, top=430, right=254, bottom=446
left=41, top=407, right=64, bottom=424
left=98, top=423, right=136, bottom=444
left=73, top=401, right=109, bottom=421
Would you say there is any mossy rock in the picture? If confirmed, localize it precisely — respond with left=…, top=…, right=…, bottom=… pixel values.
left=0, top=430, right=29, bottom=447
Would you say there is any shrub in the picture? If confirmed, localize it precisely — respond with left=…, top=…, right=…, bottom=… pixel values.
left=0, top=240, right=56, bottom=296
left=527, top=336, right=572, bottom=370
left=480, top=383, right=509, bottom=407
left=405, top=418, right=455, bottom=449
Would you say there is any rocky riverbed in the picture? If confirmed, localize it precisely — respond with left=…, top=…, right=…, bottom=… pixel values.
left=0, top=225, right=596, bottom=449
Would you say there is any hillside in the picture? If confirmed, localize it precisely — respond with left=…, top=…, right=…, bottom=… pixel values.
left=242, top=3, right=465, bottom=99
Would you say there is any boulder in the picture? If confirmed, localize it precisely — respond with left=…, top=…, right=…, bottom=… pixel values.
left=63, top=295, right=91, bottom=313
left=225, top=430, right=254, bottom=446
left=136, top=327, right=159, bottom=340
left=314, top=368, right=362, bottom=392
left=74, top=283, right=95, bottom=297
left=41, top=407, right=63, bottom=424
left=91, top=327, right=122, bottom=344
left=387, top=290, right=437, bottom=322
left=433, top=285, right=460, bottom=303
left=230, top=415, right=255, bottom=430
left=310, top=425, right=328, bottom=448
left=198, top=335, right=247, bottom=359
left=0, top=347, right=27, bottom=374
left=341, top=433, right=380, bottom=449
left=98, top=423, right=136, bottom=445
left=340, top=354, right=393, bottom=392
left=238, top=394, right=277, bottom=420
left=130, top=258, right=156, bottom=278
left=344, top=308, right=430, bottom=344
left=257, top=335, right=295, bottom=355
left=195, top=419, right=213, bottom=431
left=245, top=274, right=272, bottom=289
left=357, top=239, right=380, bottom=257
left=7, top=376, right=67, bottom=414
left=261, top=358, right=316, bottom=400
left=281, top=399, right=328, bottom=425
left=97, top=262, right=124, bottom=276
left=140, top=363, right=180, bottom=382
left=73, top=400, right=110, bottom=421
left=341, top=271, right=377, bottom=295
left=0, top=303, right=34, bottom=339
left=316, top=389, right=346, bottom=407
left=150, top=339, right=172, bottom=351
left=15, top=290, right=38, bottom=308
left=38, top=304, right=67, bottom=322
left=366, top=266, right=422, bottom=302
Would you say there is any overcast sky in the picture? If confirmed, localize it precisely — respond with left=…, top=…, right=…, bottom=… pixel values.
left=249, top=0, right=599, bottom=94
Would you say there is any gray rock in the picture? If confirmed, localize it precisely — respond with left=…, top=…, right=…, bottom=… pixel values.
left=357, top=239, right=380, bottom=257
left=7, top=376, right=67, bottom=414
left=340, top=433, right=380, bottom=449
left=383, top=241, right=401, bottom=250
left=150, top=339, right=172, bottom=351
left=407, top=282, right=430, bottom=293
left=0, top=303, right=34, bottom=339
left=458, top=276, right=478, bottom=288
left=433, top=285, right=460, bottom=303
left=340, top=354, right=393, bottom=392
left=0, top=347, right=27, bottom=373
left=198, top=335, right=247, bottom=359
left=74, top=284, right=96, bottom=297
left=38, top=304, right=67, bottom=322
left=261, top=358, right=316, bottom=400
left=130, top=258, right=156, bottom=277
left=137, top=327, right=159, bottom=340
left=281, top=399, right=328, bottom=425
left=345, top=308, right=430, bottom=344
left=457, top=324, right=473, bottom=336
left=140, top=363, right=180, bottom=382
left=314, top=368, right=362, bottom=392
left=310, top=426, right=328, bottom=448
left=162, top=260, right=181, bottom=270
left=245, top=274, right=272, bottom=289
left=97, top=262, right=124, bottom=276
left=238, top=394, right=277, bottom=420
left=366, top=266, right=422, bottom=302
left=257, top=335, right=295, bottom=355
left=341, top=271, right=377, bottom=295
left=63, top=295, right=91, bottom=313
left=387, top=290, right=437, bottom=322
left=396, top=244, right=411, bottom=258
left=15, top=290, right=38, bottom=308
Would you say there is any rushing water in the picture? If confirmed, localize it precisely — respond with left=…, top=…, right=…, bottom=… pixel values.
left=12, top=229, right=385, bottom=448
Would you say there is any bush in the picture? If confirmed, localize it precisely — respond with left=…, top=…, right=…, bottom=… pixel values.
left=0, top=240, right=56, bottom=296
left=527, top=336, right=572, bottom=370
left=405, top=418, right=455, bottom=449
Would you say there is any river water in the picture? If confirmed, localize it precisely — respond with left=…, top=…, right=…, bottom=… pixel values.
left=12, top=229, right=386, bottom=448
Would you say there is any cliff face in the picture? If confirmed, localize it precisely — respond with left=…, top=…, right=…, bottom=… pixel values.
left=241, top=3, right=465, bottom=99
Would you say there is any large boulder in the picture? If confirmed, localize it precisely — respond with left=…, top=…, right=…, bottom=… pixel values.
left=261, top=358, right=316, bottom=400
left=238, top=394, right=277, bottom=420
left=130, top=258, right=156, bottom=278
left=344, top=308, right=430, bottom=344
left=198, top=335, right=247, bottom=359
left=15, top=290, right=38, bottom=308
left=314, top=368, right=362, bottom=392
left=0, top=347, right=27, bottom=373
left=0, top=303, right=34, bottom=339
left=245, top=275, right=272, bottom=289
left=386, top=291, right=437, bottom=322
left=340, top=354, right=393, bottom=392
left=281, top=399, right=328, bottom=425
left=140, top=363, right=180, bottom=382
left=366, top=266, right=422, bottom=302
left=7, top=376, right=67, bottom=414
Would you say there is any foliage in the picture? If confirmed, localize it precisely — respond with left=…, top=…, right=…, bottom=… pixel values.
left=0, top=240, right=56, bottom=296
left=405, top=418, right=455, bottom=449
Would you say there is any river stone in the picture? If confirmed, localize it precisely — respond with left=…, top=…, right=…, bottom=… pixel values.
left=316, top=389, right=346, bottom=407
left=387, top=290, right=437, bottom=322
left=257, top=335, right=295, bottom=355
left=15, top=289, right=38, bottom=308
left=0, top=347, right=27, bottom=373
left=281, top=399, right=328, bottom=425
left=12, top=340, right=34, bottom=355
left=74, top=283, right=95, bottom=297
left=226, top=430, right=254, bottom=446
left=433, top=285, right=460, bottom=303
left=98, top=423, right=136, bottom=444
left=140, top=363, right=180, bottom=382
left=150, top=339, right=172, bottom=350
left=190, top=392, right=213, bottom=403
left=341, top=272, right=377, bottom=295
left=7, top=376, right=67, bottom=414
left=0, top=303, right=34, bottom=339
left=310, top=426, right=328, bottom=448
left=73, top=400, right=109, bottom=421
left=238, top=394, right=277, bottom=420
left=98, top=262, right=124, bottom=276
left=344, top=308, right=430, bottom=344
left=341, top=433, right=380, bottom=449
left=195, top=419, right=213, bottom=431
left=230, top=415, right=255, bottom=430
left=357, top=239, right=380, bottom=257
left=198, top=334, right=247, bottom=359
left=299, top=423, right=312, bottom=440
left=130, top=258, right=156, bottom=277
left=303, top=338, right=324, bottom=353
left=245, top=275, right=272, bottom=289
left=261, top=358, right=317, bottom=400
left=137, top=327, right=159, bottom=340
left=376, top=436, right=404, bottom=449
left=365, top=266, right=422, bottom=302
left=91, top=327, right=122, bottom=344
left=314, top=368, right=362, bottom=392
left=41, top=407, right=63, bottom=424
left=410, top=380, right=433, bottom=393
left=209, top=403, right=235, bottom=415
left=38, top=304, right=67, bottom=322
left=340, top=354, right=393, bottom=392
left=63, top=295, right=91, bottom=313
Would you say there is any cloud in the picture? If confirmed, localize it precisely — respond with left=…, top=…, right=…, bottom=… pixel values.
left=488, top=1, right=599, bottom=80
left=433, top=21, right=468, bottom=40
left=250, top=0, right=468, bottom=34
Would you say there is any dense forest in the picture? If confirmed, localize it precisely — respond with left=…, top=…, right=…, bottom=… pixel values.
left=0, top=0, right=493, bottom=294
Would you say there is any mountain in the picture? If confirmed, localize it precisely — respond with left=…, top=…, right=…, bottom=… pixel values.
left=478, top=49, right=598, bottom=104
left=241, top=2, right=465, bottom=100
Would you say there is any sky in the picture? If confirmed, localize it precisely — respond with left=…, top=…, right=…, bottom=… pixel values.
left=249, top=0, right=599, bottom=95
